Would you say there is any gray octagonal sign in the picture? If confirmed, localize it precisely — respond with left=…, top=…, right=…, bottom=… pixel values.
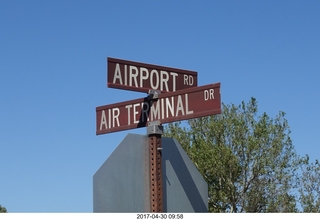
left=93, top=133, right=208, bottom=212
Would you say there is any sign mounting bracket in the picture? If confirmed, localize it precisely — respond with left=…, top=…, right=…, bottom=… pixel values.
left=148, top=89, right=161, bottom=101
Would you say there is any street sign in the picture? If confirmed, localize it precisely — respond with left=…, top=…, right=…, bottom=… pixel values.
left=96, top=83, right=221, bottom=135
left=107, top=57, right=198, bottom=93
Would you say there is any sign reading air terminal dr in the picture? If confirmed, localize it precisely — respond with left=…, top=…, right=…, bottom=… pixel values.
left=107, top=57, right=198, bottom=93
left=96, top=83, right=221, bottom=135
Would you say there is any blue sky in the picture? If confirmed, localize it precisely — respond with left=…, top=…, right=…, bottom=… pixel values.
left=1, top=1, right=320, bottom=213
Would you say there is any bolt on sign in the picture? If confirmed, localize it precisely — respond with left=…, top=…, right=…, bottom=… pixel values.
left=107, top=57, right=198, bottom=93
left=96, top=83, right=221, bottom=135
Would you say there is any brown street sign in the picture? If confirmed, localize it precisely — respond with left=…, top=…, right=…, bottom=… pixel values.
left=96, top=83, right=221, bottom=135
left=107, top=57, right=198, bottom=93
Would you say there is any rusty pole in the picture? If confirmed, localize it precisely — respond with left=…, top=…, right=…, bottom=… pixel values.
left=147, top=90, right=163, bottom=212
left=147, top=121, right=163, bottom=212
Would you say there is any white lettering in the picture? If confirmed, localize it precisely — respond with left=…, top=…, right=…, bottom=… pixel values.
left=125, top=104, right=132, bottom=125
left=124, top=65, right=127, bottom=85
left=166, top=97, right=174, bottom=117
left=185, top=94, right=193, bottom=115
left=188, top=75, right=194, bottom=86
left=184, top=74, right=194, bottom=86
left=204, top=90, right=208, bottom=100
left=133, top=103, right=140, bottom=124
left=112, top=63, right=189, bottom=92
left=184, top=74, right=188, bottom=85
left=116, top=93, right=195, bottom=127
left=204, top=89, right=214, bottom=101
left=150, top=70, right=159, bottom=89
left=161, top=98, right=164, bottom=119
left=150, top=101, right=160, bottom=121
left=129, top=66, right=139, bottom=87
left=210, top=89, right=214, bottom=99
left=176, top=95, right=185, bottom=116
left=140, top=68, right=149, bottom=87
left=171, top=72, right=178, bottom=91
left=160, top=71, right=169, bottom=91
left=108, top=109, right=111, bottom=129
left=141, top=102, right=149, bottom=122
left=100, top=108, right=121, bottom=130
left=100, top=110, right=107, bottom=130
left=112, top=108, right=120, bottom=127
left=113, top=64, right=123, bottom=84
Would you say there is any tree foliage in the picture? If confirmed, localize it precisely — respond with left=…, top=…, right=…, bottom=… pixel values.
left=0, top=205, right=7, bottom=213
left=298, top=157, right=320, bottom=212
left=164, top=97, right=319, bottom=212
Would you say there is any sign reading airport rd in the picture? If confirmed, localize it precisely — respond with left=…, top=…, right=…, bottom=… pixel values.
left=96, top=83, right=221, bottom=135
left=107, top=57, right=198, bottom=93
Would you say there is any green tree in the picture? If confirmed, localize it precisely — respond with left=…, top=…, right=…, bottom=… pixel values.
left=298, top=156, right=320, bottom=212
left=0, top=205, right=7, bottom=213
left=164, top=97, right=300, bottom=212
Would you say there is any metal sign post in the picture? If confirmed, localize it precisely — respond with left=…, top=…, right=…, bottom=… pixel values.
left=147, top=90, right=163, bottom=212
left=147, top=121, right=163, bottom=212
